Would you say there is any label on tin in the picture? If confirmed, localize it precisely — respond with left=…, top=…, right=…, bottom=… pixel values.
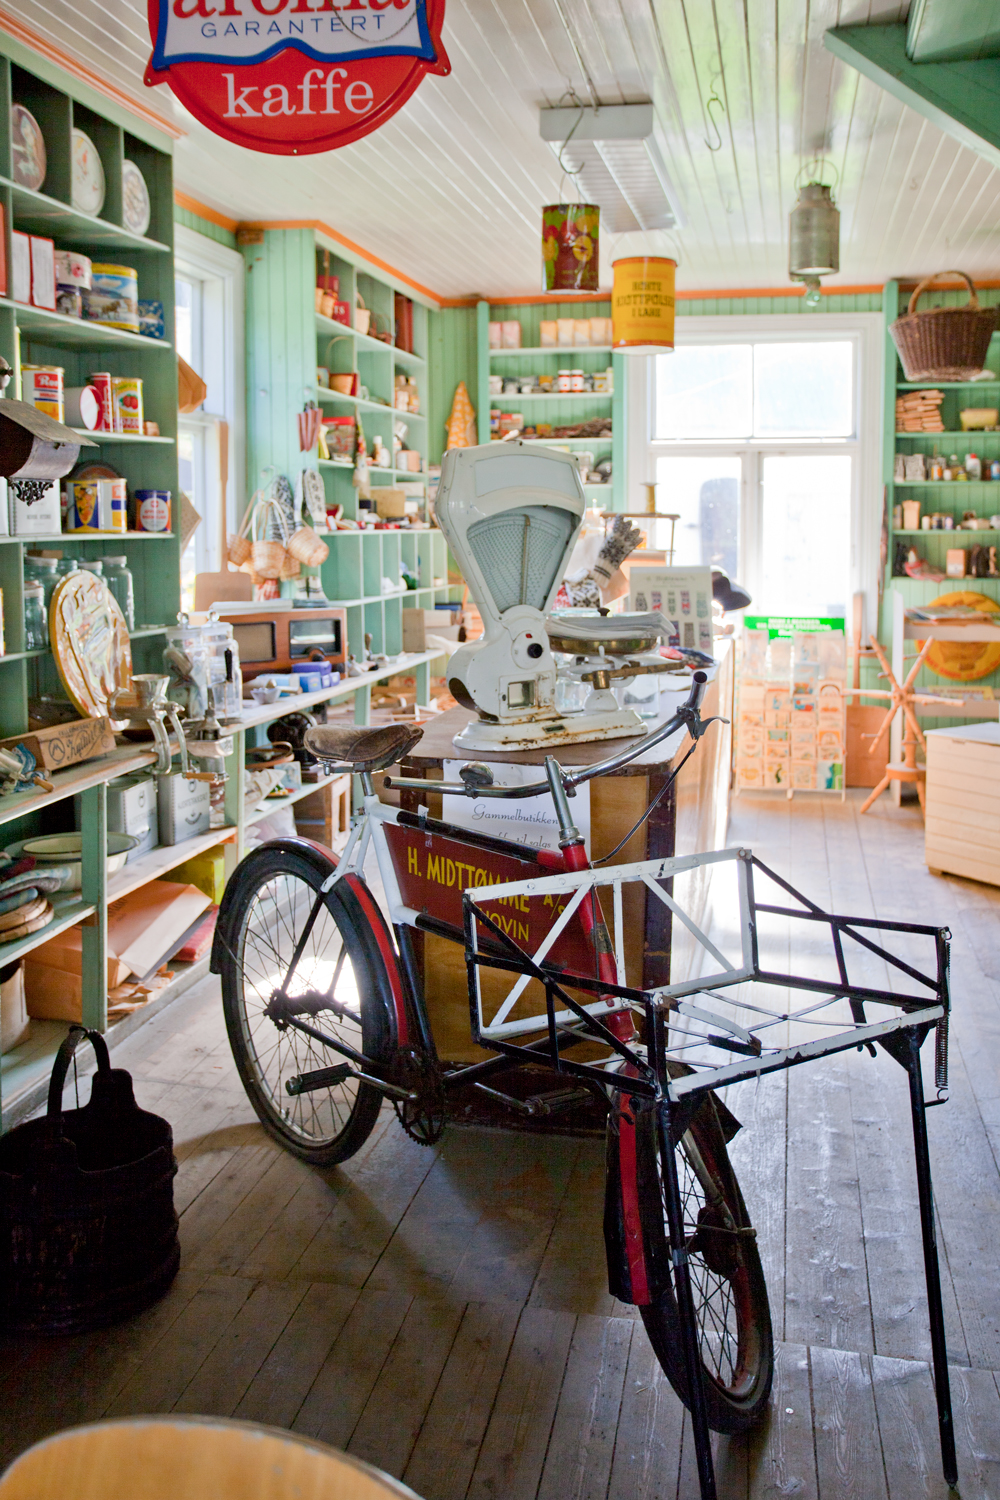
left=112, top=377, right=143, bottom=434
left=22, top=365, right=64, bottom=424
left=137, top=491, right=170, bottom=532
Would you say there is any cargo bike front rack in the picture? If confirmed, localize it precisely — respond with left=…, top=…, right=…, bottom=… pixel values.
left=462, top=844, right=955, bottom=1500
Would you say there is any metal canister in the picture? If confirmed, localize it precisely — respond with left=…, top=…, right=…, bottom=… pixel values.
left=21, top=364, right=64, bottom=423
left=86, top=263, right=139, bottom=332
left=111, top=376, right=143, bottom=434
left=66, top=480, right=102, bottom=531
left=87, top=372, right=114, bottom=432
left=135, top=489, right=171, bottom=532
left=104, top=478, right=127, bottom=532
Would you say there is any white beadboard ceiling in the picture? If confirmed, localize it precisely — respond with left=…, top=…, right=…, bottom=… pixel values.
left=8, top=0, right=1000, bottom=300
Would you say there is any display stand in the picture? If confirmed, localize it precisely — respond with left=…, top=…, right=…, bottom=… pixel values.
left=463, top=845, right=957, bottom=1500
left=735, top=616, right=847, bottom=797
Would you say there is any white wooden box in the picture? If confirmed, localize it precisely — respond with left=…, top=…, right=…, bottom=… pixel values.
left=925, top=722, right=1000, bottom=885
left=158, top=773, right=210, bottom=846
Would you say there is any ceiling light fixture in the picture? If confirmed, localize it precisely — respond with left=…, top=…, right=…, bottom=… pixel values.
left=539, top=104, right=685, bottom=234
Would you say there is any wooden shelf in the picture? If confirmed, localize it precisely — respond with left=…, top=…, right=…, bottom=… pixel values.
left=315, top=312, right=425, bottom=366
left=896, top=431, right=1000, bottom=438
left=0, top=892, right=95, bottom=968
left=490, top=345, right=614, bottom=357
left=70, top=430, right=176, bottom=445
left=3, top=177, right=172, bottom=255
left=493, top=391, right=612, bottom=403
left=897, top=380, right=1000, bottom=389
left=246, top=772, right=342, bottom=826
left=5, top=300, right=172, bottom=351
left=893, top=480, right=1000, bottom=488
left=107, top=826, right=237, bottom=903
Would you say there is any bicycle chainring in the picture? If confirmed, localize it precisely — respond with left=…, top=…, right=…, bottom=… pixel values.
left=392, top=1047, right=447, bottom=1146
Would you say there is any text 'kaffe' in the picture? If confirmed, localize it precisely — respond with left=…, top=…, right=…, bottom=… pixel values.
left=145, top=0, right=449, bottom=154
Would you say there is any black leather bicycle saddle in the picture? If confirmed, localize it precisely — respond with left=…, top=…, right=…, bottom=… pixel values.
left=303, top=722, right=424, bottom=771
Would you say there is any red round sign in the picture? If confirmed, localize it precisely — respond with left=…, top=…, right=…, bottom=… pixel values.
left=144, top=0, right=449, bottom=155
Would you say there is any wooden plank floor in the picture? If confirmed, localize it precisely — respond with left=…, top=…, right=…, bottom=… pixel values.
left=3, top=791, right=1000, bottom=1497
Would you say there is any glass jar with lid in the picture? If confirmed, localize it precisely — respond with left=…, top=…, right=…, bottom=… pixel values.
left=24, top=556, right=59, bottom=615
left=102, top=556, right=135, bottom=631
left=79, top=560, right=103, bottom=578
left=23, top=581, right=47, bottom=652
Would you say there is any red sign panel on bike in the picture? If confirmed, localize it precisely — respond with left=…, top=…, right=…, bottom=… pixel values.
left=384, top=822, right=597, bottom=974
left=144, top=0, right=450, bottom=155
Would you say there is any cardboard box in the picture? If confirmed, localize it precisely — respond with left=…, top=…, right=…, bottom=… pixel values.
left=946, top=549, right=967, bottom=578
left=371, top=487, right=406, bottom=519
left=0, top=717, right=114, bottom=773
left=25, top=925, right=130, bottom=988
left=11, top=231, right=29, bottom=305
left=402, top=608, right=426, bottom=652
left=164, top=847, right=227, bottom=905
left=107, top=881, right=212, bottom=978
left=158, top=773, right=211, bottom=845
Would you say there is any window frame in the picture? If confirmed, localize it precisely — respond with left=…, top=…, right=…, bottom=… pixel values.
left=627, top=312, right=883, bottom=629
left=174, top=225, right=246, bottom=587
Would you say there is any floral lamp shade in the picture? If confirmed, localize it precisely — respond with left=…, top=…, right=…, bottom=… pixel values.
left=542, top=204, right=600, bottom=293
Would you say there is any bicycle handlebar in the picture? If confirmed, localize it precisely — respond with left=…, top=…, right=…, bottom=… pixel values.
left=384, top=670, right=716, bottom=802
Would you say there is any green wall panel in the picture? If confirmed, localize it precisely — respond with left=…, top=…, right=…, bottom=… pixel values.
left=174, top=204, right=237, bottom=250
left=242, top=228, right=316, bottom=507
left=427, top=306, right=478, bottom=465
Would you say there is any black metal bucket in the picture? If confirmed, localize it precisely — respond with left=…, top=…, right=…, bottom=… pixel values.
left=0, top=1026, right=179, bottom=1334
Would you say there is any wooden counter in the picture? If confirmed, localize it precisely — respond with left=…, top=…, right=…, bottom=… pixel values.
left=399, top=641, right=734, bottom=1060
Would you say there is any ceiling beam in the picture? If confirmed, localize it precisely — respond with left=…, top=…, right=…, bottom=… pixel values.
left=824, top=22, right=1000, bottom=173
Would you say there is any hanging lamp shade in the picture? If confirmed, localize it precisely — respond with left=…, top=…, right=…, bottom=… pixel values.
left=789, top=180, right=839, bottom=305
left=542, top=204, right=600, bottom=293
left=611, top=257, right=676, bottom=353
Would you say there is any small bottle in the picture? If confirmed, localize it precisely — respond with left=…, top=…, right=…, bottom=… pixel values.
left=102, top=555, right=135, bottom=631
left=966, top=452, right=982, bottom=480
left=23, top=581, right=46, bottom=651
left=556, top=369, right=571, bottom=392
left=930, top=457, right=945, bottom=481
left=991, top=459, right=1000, bottom=481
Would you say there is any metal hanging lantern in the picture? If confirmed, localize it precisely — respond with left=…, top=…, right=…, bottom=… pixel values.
left=542, top=203, right=600, bottom=293
left=789, top=175, right=840, bottom=308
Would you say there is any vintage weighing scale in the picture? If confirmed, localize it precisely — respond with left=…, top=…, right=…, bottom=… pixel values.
left=434, top=442, right=701, bottom=751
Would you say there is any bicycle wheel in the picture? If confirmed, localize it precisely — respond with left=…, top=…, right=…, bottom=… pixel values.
left=615, top=1091, right=773, bottom=1434
left=216, top=843, right=397, bottom=1166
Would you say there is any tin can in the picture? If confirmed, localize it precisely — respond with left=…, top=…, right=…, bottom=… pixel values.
left=105, top=478, right=127, bottom=532
left=21, top=364, right=64, bottom=423
left=67, top=480, right=102, bottom=531
left=991, top=460, right=1000, bottom=481
left=85, top=263, right=139, bottom=332
left=112, top=376, right=143, bottom=434
left=570, top=369, right=585, bottom=392
left=556, top=369, right=571, bottom=392
left=930, top=458, right=945, bottom=481
left=54, top=250, right=92, bottom=288
left=135, top=489, right=171, bottom=532
left=87, top=372, right=114, bottom=431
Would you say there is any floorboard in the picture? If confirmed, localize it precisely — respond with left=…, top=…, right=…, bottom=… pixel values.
left=2, top=791, right=999, bottom=1498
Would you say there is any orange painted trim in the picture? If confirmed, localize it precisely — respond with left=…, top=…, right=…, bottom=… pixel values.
left=443, top=283, right=885, bottom=310
left=174, top=191, right=239, bottom=234
left=238, top=219, right=444, bottom=305
left=0, top=8, right=183, bottom=140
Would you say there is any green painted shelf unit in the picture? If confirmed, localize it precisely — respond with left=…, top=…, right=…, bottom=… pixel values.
left=882, top=277, right=1000, bottom=695
left=475, top=298, right=627, bottom=512
left=241, top=226, right=455, bottom=665
left=0, top=31, right=185, bottom=1121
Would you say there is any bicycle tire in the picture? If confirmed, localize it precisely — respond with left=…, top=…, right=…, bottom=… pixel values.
left=216, top=842, right=396, bottom=1167
left=614, top=1091, right=773, bottom=1434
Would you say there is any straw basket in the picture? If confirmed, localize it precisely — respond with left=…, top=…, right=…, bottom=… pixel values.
left=279, top=549, right=301, bottom=580
left=251, top=500, right=286, bottom=580
left=287, top=524, right=330, bottom=566
left=227, top=504, right=253, bottom=567
left=890, top=271, right=999, bottom=381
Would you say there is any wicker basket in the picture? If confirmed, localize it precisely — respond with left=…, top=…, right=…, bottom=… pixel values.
left=279, top=548, right=301, bottom=580
left=251, top=499, right=286, bottom=580
left=287, top=524, right=330, bottom=566
left=890, top=271, right=999, bottom=381
left=227, top=503, right=254, bottom=567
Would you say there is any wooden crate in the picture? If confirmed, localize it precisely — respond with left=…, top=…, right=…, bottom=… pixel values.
left=925, top=723, right=1000, bottom=883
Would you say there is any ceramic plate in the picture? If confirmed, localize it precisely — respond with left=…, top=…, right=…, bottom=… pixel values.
left=71, top=128, right=106, bottom=216
left=21, top=832, right=139, bottom=859
left=70, top=459, right=126, bottom=484
left=49, top=572, right=133, bottom=727
left=11, top=104, right=46, bottom=192
left=122, top=158, right=151, bottom=237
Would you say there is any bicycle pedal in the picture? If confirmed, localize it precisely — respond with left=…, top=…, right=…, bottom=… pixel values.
left=523, top=1087, right=594, bottom=1117
left=286, top=1063, right=351, bottom=1095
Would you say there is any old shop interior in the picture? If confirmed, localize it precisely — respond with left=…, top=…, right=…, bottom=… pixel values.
left=0, top=3, right=998, bottom=1498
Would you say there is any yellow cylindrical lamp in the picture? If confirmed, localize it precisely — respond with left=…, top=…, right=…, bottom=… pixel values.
left=611, top=257, right=676, bottom=353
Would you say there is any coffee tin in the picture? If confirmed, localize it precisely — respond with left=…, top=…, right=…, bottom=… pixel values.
left=21, top=364, right=64, bottom=423
left=135, top=489, right=171, bottom=532
left=66, top=478, right=128, bottom=531
left=87, top=372, right=114, bottom=431
left=85, top=263, right=139, bottom=332
left=111, top=376, right=143, bottom=434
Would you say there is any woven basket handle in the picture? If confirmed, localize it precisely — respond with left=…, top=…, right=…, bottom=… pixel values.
left=47, top=1026, right=111, bottom=1122
left=908, top=270, right=980, bottom=315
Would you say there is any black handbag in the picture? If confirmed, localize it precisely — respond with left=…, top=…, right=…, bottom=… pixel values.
left=0, top=1026, right=179, bottom=1334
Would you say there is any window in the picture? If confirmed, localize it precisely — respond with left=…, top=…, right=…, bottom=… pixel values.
left=174, top=227, right=245, bottom=612
left=631, top=314, right=881, bottom=624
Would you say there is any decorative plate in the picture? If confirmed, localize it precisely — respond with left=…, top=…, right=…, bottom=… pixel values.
left=920, top=590, right=1000, bottom=681
left=122, top=159, right=151, bottom=237
left=71, top=128, right=105, bottom=216
left=49, top=572, right=132, bottom=726
left=69, top=459, right=126, bottom=484
left=10, top=104, right=46, bottom=192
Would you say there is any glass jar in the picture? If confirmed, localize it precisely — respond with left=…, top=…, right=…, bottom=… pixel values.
left=79, top=560, right=103, bottom=577
left=24, top=556, right=59, bottom=615
left=55, top=557, right=79, bottom=577
left=23, top=581, right=47, bottom=651
left=556, top=369, right=571, bottom=392
left=102, top=555, right=135, bottom=631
